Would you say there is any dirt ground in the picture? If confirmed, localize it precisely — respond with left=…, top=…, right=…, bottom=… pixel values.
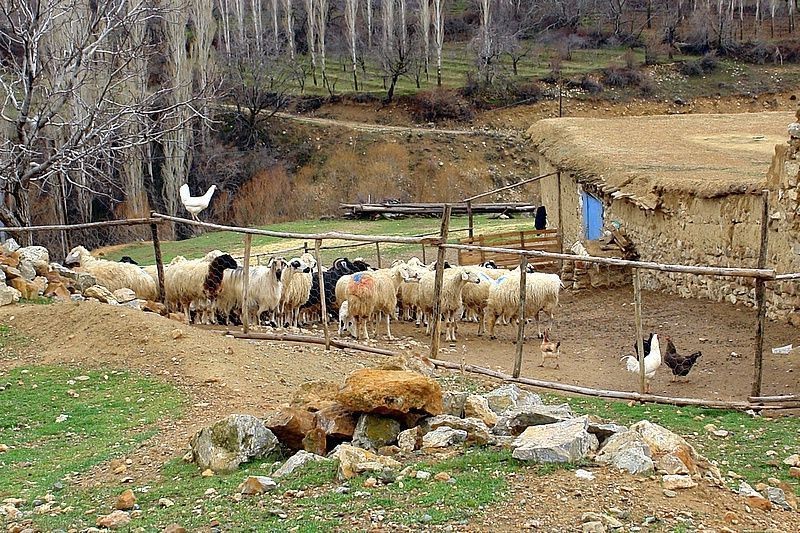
left=1, top=292, right=798, bottom=530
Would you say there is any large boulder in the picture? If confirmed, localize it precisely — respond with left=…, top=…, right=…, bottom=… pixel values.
left=265, top=407, right=317, bottom=451
left=189, top=414, right=279, bottom=473
left=9, top=277, right=38, bottom=299
left=335, top=369, right=442, bottom=418
left=0, top=285, right=21, bottom=306
left=595, top=430, right=654, bottom=475
left=330, top=444, right=401, bottom=480
left=83, top=284, right=118, bottom=304
left=51, top=263, right=96, bottom=292
left=463, top=395, right=498, bottom=426
left=493, top=404, right=574, bottom=436
left=422, top=427, right=468, bottom=449
left=315, top=403, right=357, bottom=441
left=630, top=421, right=720, bottom=479
left=441, top=391, right=469, bottom=417
left=352, top=414, right=402, bottom=452
left=18, top=246, right=50, bottom=276
left=397, top=427, right=423, bottom=452
left=511, top=417, right=599, bottom=463
left=272, top=450, right=331, bottom=478
left=423, top=415, right=492, bottom=445
left=290, top=380, right=340, bottom=411
left=113, top=288, right=137, bottom=304
left=1, top=239, right=20, bottom=254
left=483, top=384, right=542, bottom=415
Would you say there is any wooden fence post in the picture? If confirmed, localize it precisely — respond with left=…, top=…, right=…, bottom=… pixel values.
left=375, top=242, right=382, bottom=268
left=513, top=254, right=528, bottom=378
left=150, top=222, right=166, bottom=303
left=422, top=244, right=427, bottom=263
left=751, top=189, right=770, bottom=397
left=466, top=200, right=474, bottom=239
left=242, top=234, right=253, bottom=334
left=315, top=239, right=331, bottom=351
left=557, top=171, right=564, bottom=273
left=430, top=205, right=452, bottom=359
left=633, top=268, right=646, bottom=395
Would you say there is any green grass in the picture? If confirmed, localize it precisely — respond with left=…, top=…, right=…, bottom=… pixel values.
left=102, top=215, right=536, bottom=265
left=0, top=365, right=185, bottom=505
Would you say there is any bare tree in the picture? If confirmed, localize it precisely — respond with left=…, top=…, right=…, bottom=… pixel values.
left=433, top=0, right=444, bottom=85
left=285, top=0, right=296, bottom=58
left=218, top=0, right=233, bottom=53
left=304, top=0, right=318, bottom=84
left=0, top=0, right=206, bottom=240
left=420, top=0, right=430, bottom=78
left=271, top=0, right=280, bottom=47
left=344, top=0, right=360, bottom=90
left=316, top=0, right=329, bottom=91
left=380, top=0, right=412, bottom=101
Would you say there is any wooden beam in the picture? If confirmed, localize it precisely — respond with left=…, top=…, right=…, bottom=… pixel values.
left=751, top=189, right=770, bottom=397
left=375, top=242, right=382, bottom=268
left=513, top=254, right=528, bottom=378
left=226, top=331, right=398, bottom=357
left=3, top=217, right=162, bottom=233
left=150, top=223, right=166, bottom=303
left=466, top=200, right=474, bottom=240
left=462, top=172, right=558, bottom=203
left=430, top=205, right=452, bottom=359
left=633, top=268, right=646, bottom=395
left=315, top=239, right=331, bottom=350
left=241, top=234, right=252, bottom=334
left=557, top=171, right=564, bottom=272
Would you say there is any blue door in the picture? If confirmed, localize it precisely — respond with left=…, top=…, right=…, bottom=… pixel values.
left=582, top=191, right=604, bottom=240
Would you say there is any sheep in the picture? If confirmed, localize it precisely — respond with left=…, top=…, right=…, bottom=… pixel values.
left=338, top=300, right=356, bottom=338
left=344, top=262, right=415, bottom=341
left=163, top=250, right=237, bottom=323
left=397, top=260, right=429, bottom=324
left=417, top=267, right=481, bottom=342
left=461, top=266, right=506, bottom=335
left=143, top=255, right=186, bottom=285
left=64, top=245, right=158, bottom=301
left=484, top=271, right=563, bottom=340
left=279, top=257, right=313, bottom=328
left=303, top=257, right=372, bottom=322
left=216, top=257, right=286, bottom=325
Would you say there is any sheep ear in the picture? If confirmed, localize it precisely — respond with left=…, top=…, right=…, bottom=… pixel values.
left=461, top=271, right=469, bottom=281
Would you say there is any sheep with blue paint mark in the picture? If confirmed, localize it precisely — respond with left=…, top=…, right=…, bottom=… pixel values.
left=484, top=269, right=563, bottom=339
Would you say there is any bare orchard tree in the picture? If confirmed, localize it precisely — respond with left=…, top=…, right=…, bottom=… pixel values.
left=344, top=0, right=360, bottom=90
left=380, top=0, right=413, bottom=101
left=316, top=0, right=329, bottom=91
left=285, top=0, right=296, bottom=58
left=432, top=0, right=444, bottom=85
left=271, top=0, right=280, bottom=48
left=0, top=0, right=206, bottom=240
left=420, top=0, right=431, bottom=79
left=304, top=0, right=318, bottom=85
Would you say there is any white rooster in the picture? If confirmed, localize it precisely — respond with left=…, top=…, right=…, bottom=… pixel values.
left=621, top=333, right=662, bottom=393
left=179, top=183, right=217, bottom=221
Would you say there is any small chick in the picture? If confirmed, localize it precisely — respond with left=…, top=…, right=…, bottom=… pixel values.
left=539, top=330, right=561, bottom=369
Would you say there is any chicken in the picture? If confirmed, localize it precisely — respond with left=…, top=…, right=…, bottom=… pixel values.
left=539, top=330, right=561, bottom=369
left=662, top=335, right=702, bottom=382
left=179, top=184, right=217, bottom=221
left=621, top=332, right=662, bottom=393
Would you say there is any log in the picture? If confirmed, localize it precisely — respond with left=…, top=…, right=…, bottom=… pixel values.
left=3, top=217, right=161, bottom=233
left=150, top=223, right=165, bottom=303
left=445, top=243, right=775, bottom=280
left=430, top=205, right=452, bottom=359
left=513, top=254, right=527, bottom=378
left=315, top=239, right=330, bottom=350
left=751, top=189, right=770, bottom=397
left=748, top=394, right=800, bottom=402
left=463, top=171, right=558, bottom=202
left=225, top=331, right=399, bottom=357
left=633, top=268, right=646, bottom=395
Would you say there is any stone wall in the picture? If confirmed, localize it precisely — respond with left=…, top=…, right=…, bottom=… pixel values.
left=537, top=146, right=800, bottom=320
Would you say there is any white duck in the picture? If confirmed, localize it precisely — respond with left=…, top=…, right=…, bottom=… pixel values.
left=621, top=333, right=662, bottom=393
left=179, top=183, right=217, bottom=221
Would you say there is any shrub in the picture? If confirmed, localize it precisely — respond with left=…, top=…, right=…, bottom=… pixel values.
left=679, top=59, right=704, bottom=77
left=601, top=67, right=643, bottom=88
left=580, top=75, right=604, bottom=94
left=699, top=52, right=719, bottom=72
left=639, top=76, right=656, bottom=97
left=294, top=97, right=324, bottom=113
left=411, top=89, right=475, bottom=123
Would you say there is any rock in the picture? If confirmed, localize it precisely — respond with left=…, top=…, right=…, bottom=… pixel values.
left=189, top=414, right=279, bottom=473
left=377, top=445, right=400, bottom=456
left=378, top=353, right=436, bottom=377
left=162, top=525, right=187, bottom=533
left=575, top=469, right=596, bottom=481
left=630, top=420, right=719, bottom=479
left=582, top=521, right=607, bottom=533
left=351, top=414, right=402, bottom=452
left=441, top=391, right=468, bottom=417
left=585, top=417, right=628, bottom=443
left=158, top=498, right=175, bottom=508
left=1, top=239, right=20, bottom=253
left=764, top=486, right=793, bottom=511
left=265, top=407, right=317, bottom=451
left=363, top=477, right=378, bottom=488
left=661, top=474, right=697, bottom=490
left=96, top=510, right=131, bottom=529
left=330, top=444, right=401, bottom=480
left=335, top=369, right=442, bottom=417
left=272, top=450, right=330, bottom=478
left=656, top=453, right=690, bottom=475
left=424, top=415, right=491, bottom=445
left=789, top=467, right=800, bottom=478
left=114, top=489, right=136, bottom=510
left=201, top=469, right=214, bottom=477
left=83, top=285, right=118, bottom=304
left=16, top=260, right=36, bottom=281
left=0, top=285, right=21, bottom=306
left=738, top=481, right=763, bottom=498
left=315, top=404, right=357, bottom=440
left=492, top=404, right=574, bottom=436
left=290, top=380, right=340, bottom=411
left=434, top=472, right=451, bottom=482
left=397, top=427, right=423, bottom=452
left=415, top=470, right=432, bottom=480
left=483, top=384, right=542, bottom=415
left=663, top=489, right=678, bottom=498
left=784, top=454, right=800, bottom=467
left=596, top=431, right=654, bottom=475
left=51, top=264, right=96, bottom=292
left=18, top=246, right=49, bottom=275
left=582, top=512, right=623, bottom=529
left=512, top=417, right=599, bottom=463
left=112, top=288, right=137, bottom=303
left=747, top=495, right=773, bottom=511
left=239, top=476, right=278, bottom=495
left=9, top=278, right=37, bottom=299
left=302, top=426, right=328, bottom=456
left=422, top=427, right=468, bottom=448
left=463, top=395, right=498, bottom=426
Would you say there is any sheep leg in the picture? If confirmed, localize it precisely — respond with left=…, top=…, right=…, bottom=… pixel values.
left=385, top=313, right=394, bottom=340
left=485, top=311, right=498, bottom=340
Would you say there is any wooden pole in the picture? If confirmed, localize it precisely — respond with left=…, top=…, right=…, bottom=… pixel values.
left=150, top=223, right=166, bottom=303
left=751, top=189, right=770, bottom=397
left=556, top=171, right=564, bottom=272
left=226, top=331, right=398, bottom=356
left=466, top=200, right=474, bottom=239
left=315, top=239, right=331, bottom=350
left=4, top=217, right=161, bottom=233
left=430, top=204, right=452, bottom=359
left=513, top=254, right=528, bottom=378
left=633, top=268, right=646, bottom=395
left=241, top=234, right=252, bottom=334
left=422, top=244, right=427, bottom=263
left=375, top=242, right=382, bottom=268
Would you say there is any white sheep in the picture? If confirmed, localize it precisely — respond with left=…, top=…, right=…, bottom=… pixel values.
left=163, top=250, right=237, bottom=323
left=397, top=260, right=428, bottom=325
left=279, top=257, right=312, bottom=328
left=461, top=266, right=506, bottom=335
left=484, top=270, right=563, bottom=339
left=65, top=246, right=158, bottom=301
left=417, top=267, right=481, bottom=342
left=343, top=262, right=415, bottom=341
left=143, top=255, right=187, bottom=284
left=338, top=300, right=357, bottom=338
left=216, top=257, right=285, bottom=325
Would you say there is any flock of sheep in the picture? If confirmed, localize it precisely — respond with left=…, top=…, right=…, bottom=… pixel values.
left=63, top=246, right=563, bottom=342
